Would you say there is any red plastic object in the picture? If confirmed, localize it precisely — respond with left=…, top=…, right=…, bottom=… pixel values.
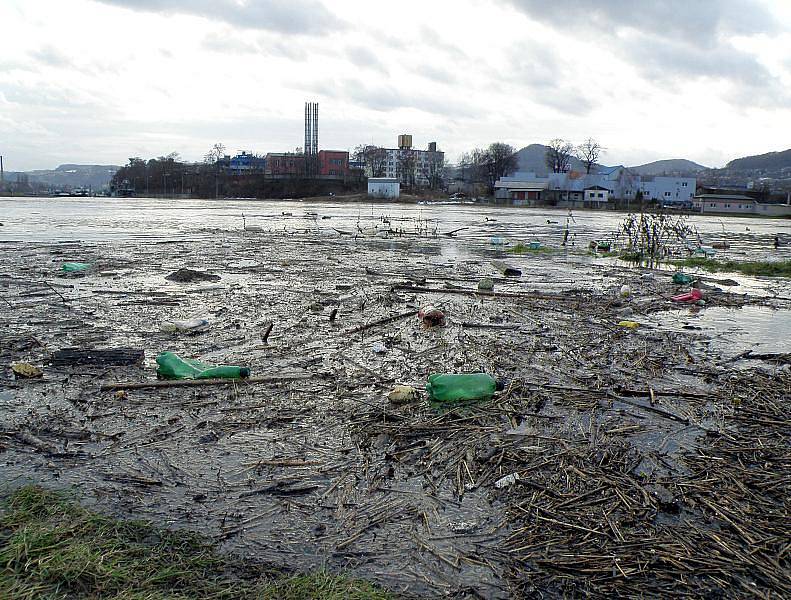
left=671, top=289, right=703, bottom=303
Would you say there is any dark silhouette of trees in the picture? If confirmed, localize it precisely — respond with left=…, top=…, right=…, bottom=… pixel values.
left=458, top=143, right=517, bottom=192
left=352, top=145, right=387, bottom=177
left=576, top=138, right=604, bottom=174
left=545, top=139, right=574, bottom=173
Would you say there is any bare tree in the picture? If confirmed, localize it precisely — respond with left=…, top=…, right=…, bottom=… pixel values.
left=576, top=138, right=604, bottom=174
left=420, top=150, right=446, bottom=189
left=204, top=143, right=226, bottom=164
left=396, top=149, right=417, bottom=188
left=353, top=145, right=387, bottom=177
left=545, top=139, right=574, bottom=173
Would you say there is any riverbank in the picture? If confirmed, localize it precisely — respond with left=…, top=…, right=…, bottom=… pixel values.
left=0, top=486, right=392, bottom=599
left=0, top=202, right=789, bottom=597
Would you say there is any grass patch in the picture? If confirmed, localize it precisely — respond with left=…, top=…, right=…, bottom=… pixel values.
left=669, top=257, right=791, bottom=277
left=0, top=486, right=394, bottom=600
left=508, top=242, right=554, bottom=255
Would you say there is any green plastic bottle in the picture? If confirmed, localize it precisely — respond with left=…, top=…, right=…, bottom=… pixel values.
left=62, top=262, right=91, bottom=272
left=426, top=373, right=504, bottom=402
left=156, top=351, right=250, bottom=380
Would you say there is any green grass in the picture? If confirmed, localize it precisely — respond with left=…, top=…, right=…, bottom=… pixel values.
left=669, top=257, right=791, bottom=277
left=0, top=486, right=393, bottom=600
left=508, top=242, right=554, bottom=255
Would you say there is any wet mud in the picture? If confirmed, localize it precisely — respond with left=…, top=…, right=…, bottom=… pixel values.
left=1, top=202, right=789, bottom=598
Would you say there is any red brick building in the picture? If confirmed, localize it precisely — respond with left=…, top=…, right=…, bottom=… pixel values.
left=318, top=150, right=349, bottom=177
left=265, top=153, right=306, bottom=176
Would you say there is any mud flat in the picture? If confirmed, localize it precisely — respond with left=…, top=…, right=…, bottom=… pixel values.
left=1, top=221, right=789, bottom=598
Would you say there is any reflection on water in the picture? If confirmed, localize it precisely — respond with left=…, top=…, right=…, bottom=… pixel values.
left=654, top=305, right=791, bottom=356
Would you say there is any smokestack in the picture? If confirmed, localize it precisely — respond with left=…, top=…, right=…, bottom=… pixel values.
left=0, top=155, right=4, bottom=184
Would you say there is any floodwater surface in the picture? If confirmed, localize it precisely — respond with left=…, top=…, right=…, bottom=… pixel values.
left=2, top=196, right=790, bottom=261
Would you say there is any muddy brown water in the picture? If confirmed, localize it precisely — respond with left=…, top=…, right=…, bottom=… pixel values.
left=0, top=197, right=789, bottom=597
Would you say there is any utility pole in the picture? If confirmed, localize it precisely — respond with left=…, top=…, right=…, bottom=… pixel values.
left=0, top=155, right=4, bottom=188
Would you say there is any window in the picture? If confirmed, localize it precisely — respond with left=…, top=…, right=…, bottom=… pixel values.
left=664, top=191, right=672, bottom=197
left=682, top=182, right=688, bottom=187
left=597, top=193, right=604, bottom=198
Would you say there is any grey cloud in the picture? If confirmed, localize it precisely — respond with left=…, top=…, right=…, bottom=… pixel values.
left=507, top=45, right=596, bottom=116
left=201, top=32, right=309, bottom=60
left=415, top=64, right=457, bottom=85
left=345, top=46, right=388, bottom=74
left=503, top=0, right=785, bottom=106
left=418, top=26, right=469, bottom=60
left=94, top=0, right=345, bottom=35
left=503, top=0, right=777, bottom=47
left=29, top=46, right=71, bottom=68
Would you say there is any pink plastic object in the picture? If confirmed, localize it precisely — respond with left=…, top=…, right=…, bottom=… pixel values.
left=671, top=289, right=703, bottom=303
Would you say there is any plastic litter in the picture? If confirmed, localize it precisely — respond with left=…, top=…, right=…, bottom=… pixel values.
left=62, top=262, right=91, bottom=272
left=672, top=272, right=693, bottom=285
left=618, top=320, right=640, bottom=329
left=372, top=341, right=388, bottom=354
left=494, top=472, right=521, bottom=488
left=620, top=284, right=631, bottom=298
left=672, top=289, right=703, bottom=303
left=161, top=318, right=210, bottom=333
left=426, top=373, right=503, bottom=402
left=155, top=351, right=250, bottom=380
left=387, top=385, right=416, bottom=404
left=418, top=306, right=445, bottom=327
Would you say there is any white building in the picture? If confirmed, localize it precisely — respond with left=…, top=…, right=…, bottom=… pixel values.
left=368, top=177, right=400, bottom=199
left=641, top=175, right=696, bottom=205
left=494, top=167, right=696, bottom=208
left=380, top=136, right=443, bottom=187
left=695, top=194, right=791, bottom=216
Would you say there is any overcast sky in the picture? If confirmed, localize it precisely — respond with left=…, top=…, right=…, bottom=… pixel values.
left=1, top=0, right=790, bottom=171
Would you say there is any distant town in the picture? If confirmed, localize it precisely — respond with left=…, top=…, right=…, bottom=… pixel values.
left=2, top=102, right=790, bottom=217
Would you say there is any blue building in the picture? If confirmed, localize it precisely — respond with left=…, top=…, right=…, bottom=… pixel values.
left=227, top=152, right=266, bottom=175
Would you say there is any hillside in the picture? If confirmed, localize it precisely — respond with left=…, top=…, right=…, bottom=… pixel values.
left=18, top=164, right=120, bottom=189
left=514, top=144, right=599, bottom=175
left=629, top=159, right=708, bottom=175
left=726, top=148, right=791, bottom=171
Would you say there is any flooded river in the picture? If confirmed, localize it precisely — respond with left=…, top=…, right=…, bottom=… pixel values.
left=2, top=196, right=790, bottom=261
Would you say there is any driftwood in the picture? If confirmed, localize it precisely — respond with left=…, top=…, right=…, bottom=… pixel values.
left=343, top=310, right=418, bottom=335
left=491, top=260, right=522, bottom=277
left=443, top=227, right=469, bottom=237
left=461, top=322, right=522, bottom=330
left=51, top=347, right=145, bottom=367
left=393, top=285, right=566, bottom=301
left=100, top=373, right=312, bottom=392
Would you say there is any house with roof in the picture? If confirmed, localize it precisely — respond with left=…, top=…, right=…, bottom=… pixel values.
left=694, top=194, right=756, bottom=214
left=495, top=165, right=697, bottom=209
left=495, top=172, right=612, bottom=208
left=694, top=193, right=791, bottom=216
